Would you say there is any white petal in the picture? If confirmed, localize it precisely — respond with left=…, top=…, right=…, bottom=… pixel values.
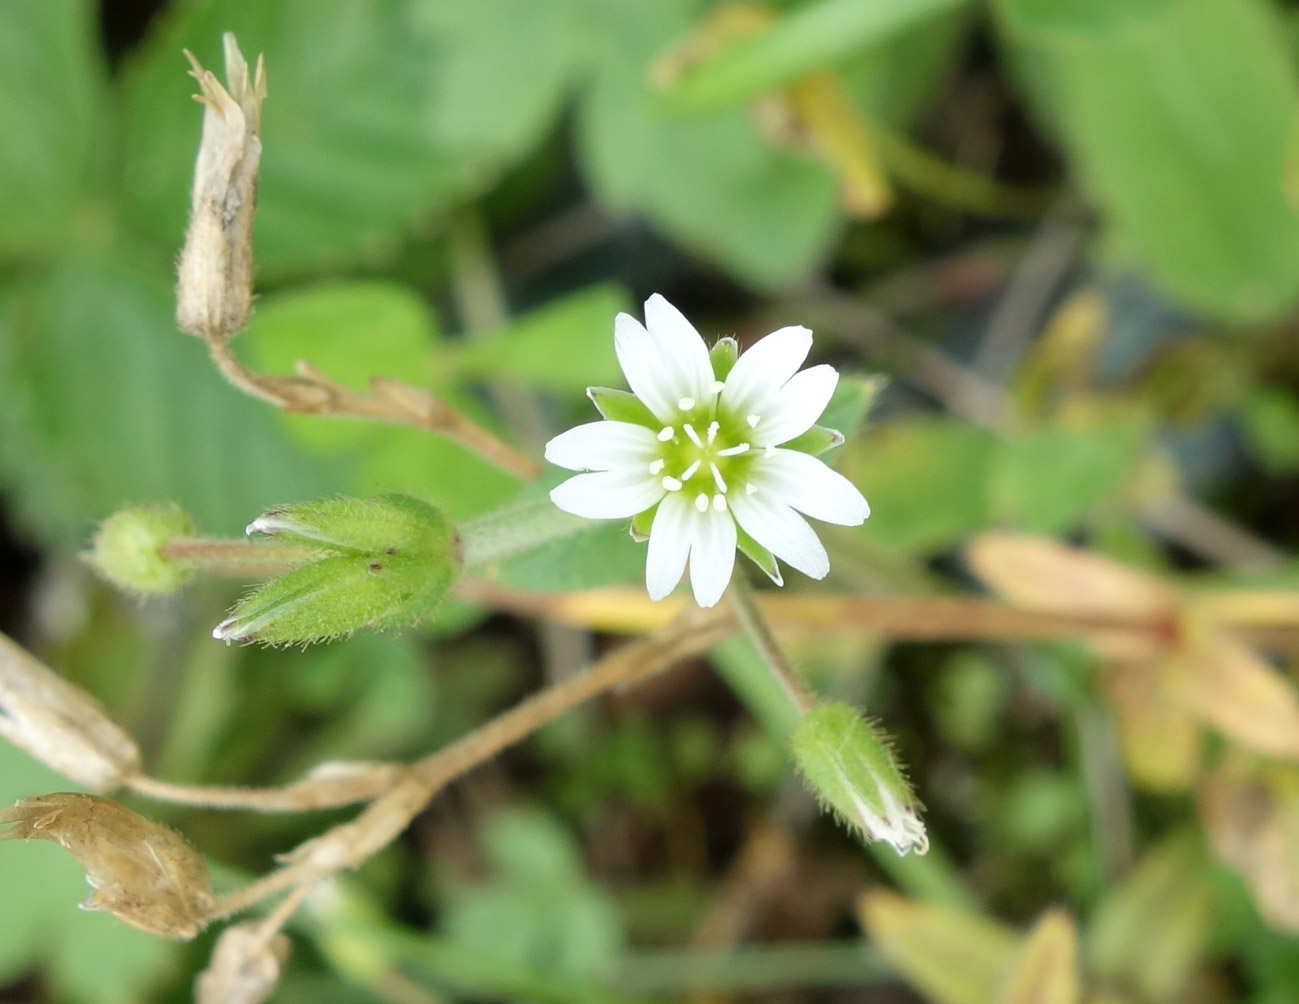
left=644, top=294, right=714, bottom=404
left=751, top=365, right=839, bottom=446
left=550, top=470, right=664, bottom=520
left=544, top=421, right=659, bottom=472
left=615, top=312, right=678, bottom=422
left=687, top=506, right=737, bottom=608
left=754, top=449, right=870, bottom=525
left=729, top=490, right=829, bottom=580
left=645, top=492, right=692, bottom=601
left=720, top=325, right=812, bottom=416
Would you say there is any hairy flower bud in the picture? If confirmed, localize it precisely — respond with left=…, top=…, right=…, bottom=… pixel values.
left=176, top=33, right=266, bottom=341
left=0, top=632, right=141, bottom=791
left=791, top=703, right=927, bottom=855
left=196, top=922, right=292, bottom=1004
left=85, top=502, right=195, bottom=596
left=0, top=793, right=213, bottom=939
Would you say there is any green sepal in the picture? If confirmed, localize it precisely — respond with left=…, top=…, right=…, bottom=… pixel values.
left=781, top=424, right=846, bottom=457
left=630, top=503, right=657, bottom=542
left=710, top=337, right=738, bottom=381
left=247, top=494, right=456, bottom=559
left=791, top=703, right=927, bottom=855
left=214, top=549, right=457, bottom=646
left=586, top=387, right=659, bottom=429
left=736, top=525, right=782, bottom=585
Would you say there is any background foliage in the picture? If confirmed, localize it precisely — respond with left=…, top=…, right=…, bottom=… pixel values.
left=3, top=0, right=1299, bottom=1000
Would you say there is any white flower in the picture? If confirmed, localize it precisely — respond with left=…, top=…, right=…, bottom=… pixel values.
left=545, top=295, right=870, bottom=608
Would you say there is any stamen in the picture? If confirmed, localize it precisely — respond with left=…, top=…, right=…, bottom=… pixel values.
left=745, top=483, right=757, bottom=495
left=680, top=459, right=701, bottom=481
left=657, top=426, right=675, bottom=442
left=707, top=421, right=719, bottom=445
left=678, top=396, right=696, bottom=410
left=662, top=476, right=683, bottom=491
left=649, top=459, right=665, bottom=475
left=710, top=462, right=728, bottom=493
left=746, top=415, right=761, bottom=428
left=717, top=443, right=750, bottom=456
left=683, top=423, right=704, bottom=447
left=764, top=445, right=777, bottom=458
left=710, top=380, right=725, bottom=394
left=694, top=493, right=709, bottom=513
left=712, top=494, right=727, bottom=512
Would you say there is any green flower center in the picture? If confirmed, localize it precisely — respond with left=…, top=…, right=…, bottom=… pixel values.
left=651, top=396, right=765, bottom=513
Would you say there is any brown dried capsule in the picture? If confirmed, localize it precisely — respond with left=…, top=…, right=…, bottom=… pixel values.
left=196, top=922, right=292, bottom=1004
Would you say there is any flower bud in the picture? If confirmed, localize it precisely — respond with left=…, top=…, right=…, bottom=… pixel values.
left=0, top=793, right=213, bottom=939
left=196, top=922, right=292, bottom=1004
left=216, top=495, right=460, bottom=645
left=85, top=503, right=195, bottom=596
left=791, top=703, right=927, bottom=855
left=0, top=632, right=141, bottom=792
left=176, top=33, right=266, bottom=341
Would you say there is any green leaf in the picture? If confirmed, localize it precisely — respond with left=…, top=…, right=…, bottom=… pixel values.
left=999, top=0, right=1175, bottom=34
left=1240, top=386, right=1299, bottom=474
left=578, top=0, right=838, bottom=289
left=446, top=285, right=628, bottom=394
left=0, top=258, right=342, bottom=545
left=119, top=0, right=470, bottom=276
left=665, top=0, right=974, bottom=111
left=998, top=0, right=1299, bottom=319
left=0, top=0, right=103, bottom=257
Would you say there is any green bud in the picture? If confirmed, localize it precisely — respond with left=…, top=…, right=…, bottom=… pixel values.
left=791, top=703, right=927, bottom=856
left=216, top=494, right=459, bottom=645
left=85, top=503, right=195, bottom=595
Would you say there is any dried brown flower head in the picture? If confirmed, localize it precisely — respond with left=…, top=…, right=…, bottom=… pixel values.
left=196, top=922, right=292, bottom=1004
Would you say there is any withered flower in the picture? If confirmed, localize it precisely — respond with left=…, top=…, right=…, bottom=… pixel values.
left=0, top=793, right=214, bottom=939
left=196, top=922, right=292, bottom=1004
left=0, top=632, right=141, bottom=792
left=176, top=32, right=266, bottom=342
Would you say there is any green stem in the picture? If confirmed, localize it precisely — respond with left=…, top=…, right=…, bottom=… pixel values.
left=456, top=497, right=589, bottom=568
left=727, top=576, right=816, bottom=714
left=161, top=537, right=318, bottom=578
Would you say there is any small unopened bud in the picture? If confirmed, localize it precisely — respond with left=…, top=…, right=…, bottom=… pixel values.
left=0, top=632, right=141, bottom=791
left=196, top=922, right=292, bottom=1004
left=216, top=495, right=460, bottom=645
left=86, top=503, right=195, bottom=596
left=176, top=33, right=266, bottom=341
left=0, top=793, right=213, bottom=939
left=791, top=703, right=927, bottom=855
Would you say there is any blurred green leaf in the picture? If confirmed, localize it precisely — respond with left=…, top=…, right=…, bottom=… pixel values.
left=999, top=0, right=1175, bottom=34
left=0, top=0, right=102, bottom=257
left=665, top=0, right=973, bottom=111
left=999, top=0, right=1299, bottom=320
left=1240, top=386, right=1299, bottom=474
left=578, top=0, right=838, bottom=289
left=119, top=0, right=470, bottom=276
left=446, top=284, right=628, bottom=394
left=0, top=258, right=341, bottom=544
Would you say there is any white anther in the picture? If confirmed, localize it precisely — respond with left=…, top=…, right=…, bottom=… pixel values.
left=662, top=476, right=683, bottom=491
left=707, top=421, right=719, bottom=445
left=717, top=443, right=750, bottom=456
left=683, top=423, right=704, bottom=447
left=712, top=494, right=728, bottom=512
left=657, top=426, right=675, bottom=442
left=678, top=396, right=696, bottom=410
left=764, top=445, right=777, bottom=458
left=694, top=493, right=709, bottom=512
left=710, top=380, right=725, bottom=394
left=745, top=483, right=757, bottom=495
left=681, top=459, right=701, bottom=481
left=746, top=414, right=761, bottom=428
left=649, top=459, right=665, bottom=475
left=710, top=462, right=728, bottom=494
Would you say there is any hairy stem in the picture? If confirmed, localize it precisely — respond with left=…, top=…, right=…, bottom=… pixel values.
left=161, top=537, right=317, bottom=579
left=727, top=577, right=816, bottom=714
left=457, top=497, right=589, bottom=568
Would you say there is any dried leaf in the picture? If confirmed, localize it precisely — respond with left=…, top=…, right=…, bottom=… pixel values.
left=1200, top=757, right=1299, bottom=933
left=1104, top=665, right=1202, bottom=791
left=0, top=793, right=213, bottom=939
left=859, top=889, right=1019, bottom=1004
left=0, top=632, right=141, bottom=792
left=998, top=908, right=1080, bottom=1004
left=196, top=922, right=291, bottom=1004
left=1172, top=633, right=1299, bottom=761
